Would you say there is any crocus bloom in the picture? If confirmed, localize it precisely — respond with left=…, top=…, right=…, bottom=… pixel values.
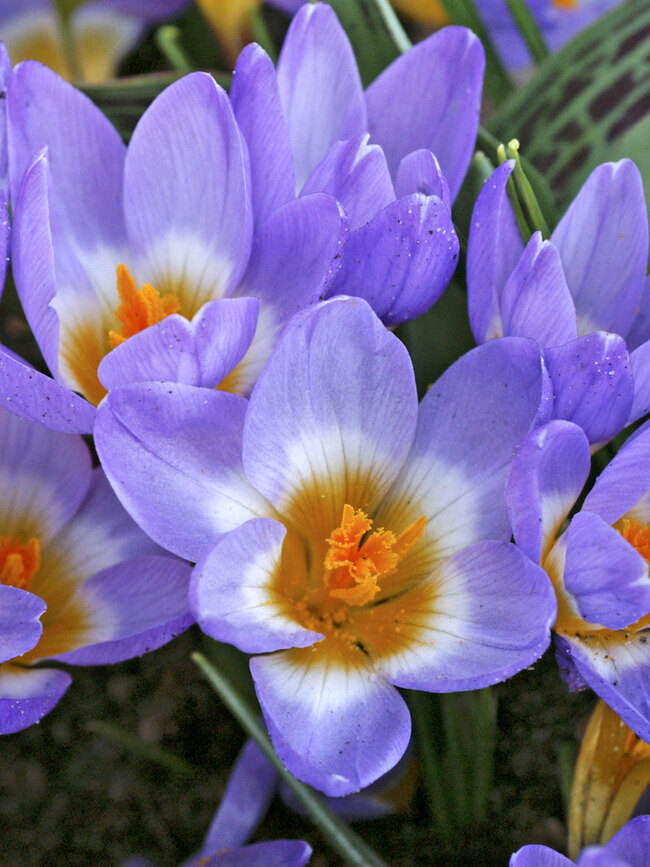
left=476, top=0, right=624, bottom=69
left=510, top=814, right=650, bottom=866
left=229, top=2, right=476, bottom=316
left=0, top=406, right=192, bottom=734
left=506, top=419, right=650, bottom=743
left=467, top=158, right=649, bottom=445
left=0, top=0, right=189, bottom=82
left=95, top=297, right=556, bottom=795
left=2, top=60, right=343, bottom=432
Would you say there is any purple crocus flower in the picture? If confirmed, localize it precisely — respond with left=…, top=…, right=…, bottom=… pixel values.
left=506, top=419, right=650, bottom=741
left=2, top=59, right=343, bottom=432
left=0, top=0, right=190, bottom=82
left=510, top=814, right=650, bottom=866
left=231, top=3, right=481, bottom=318
left=476, top=0, right=624, bottom=70
left=94, top=297, right=556, bottom=795
left=0, top=406, right=192, bottom=734
left=467, top=158, right=649, bottom=446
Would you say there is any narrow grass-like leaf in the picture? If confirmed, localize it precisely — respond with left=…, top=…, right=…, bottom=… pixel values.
left=325, top=0, right=409, bottom=85
left=503, top=0, right=549, bottom=63
left=86, top=720, right=199, bottom=778
left=155, top=25, right=194, bottom=72
left=491, top=0, right=650, bottom=217
left=191, top=651, right=389, bottom=867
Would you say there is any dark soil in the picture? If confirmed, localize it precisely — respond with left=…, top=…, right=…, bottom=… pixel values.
left=0, top=626, right=595, bottom=867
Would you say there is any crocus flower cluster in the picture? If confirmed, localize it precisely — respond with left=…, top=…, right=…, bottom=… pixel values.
left=507, top=419, right=650, bottom=741
left=468, top=158, right=650, bottom=446
left=3, top=0, right=650, bottom=862
left=94, top=297, right=556, bottom=794
left=0, top=407, right=192, bottom=733
left=0, top=2, right=481, bottom=435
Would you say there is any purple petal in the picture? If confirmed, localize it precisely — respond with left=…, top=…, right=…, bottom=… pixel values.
left=366, top=26, right=484, bottom=201
left=603, top=816, right=650, bottom=866
left=194, top=841, right=312, bottom=867
left=387, top=337, right=550, bottom=553
left=235, top=193, right=345, bottom=393
left=301, top=133, right=395, bottom=231
left=564, top=511, right=650, bottom=629
left=230, top=43, right=295, bottom=224
left=0, top=405, right=92, bottom=546
left=500, top=233, right=577, bottom=346
left=10, top=151, right=60, bottom=375
left=395, top=149, right=451, bottom=209
left=98, top=298, right=259, bottom=391
left=201, top=740, right=276, bottom=853
left=545, top=332, right=633, bottom=445
left=626, top=276, right=650, bottom=351
left=467, top=160, right=524, bottom=343
left=628, top=339, right=650, bottom=426
left=0, top=586, right=45, bottom=664
left=124, top=73, right=252, bottom=304
left=0, top=347, right=96, bottom=433
left=506, top=421, right=590, bottom=563
left=95, top=383, right=270, bottom=561
left=243, top=298, right=418, bottom=515
left=7, top=60, right=127, bottom=273
left=0, top=665, right=71, bottom=734
left=329, top=193, right=459, bottom=327
left=550, top=160, right=648, bottom=337
left=251, top=646, right=411, bottom=796
left=564, top=632, right=650, bottom=744
left=582, top=425, right=650, bottom=524
left=377, top=541, right=555, bottom=691
left=190, top=519, right=322, bottom=654
left=51, top=555, right=192, bottom=664
left=509, top=845, right=573, bottom=867
left=0, top=199, right=9, bottom=300
left=276, top=3, right=366, bottom=191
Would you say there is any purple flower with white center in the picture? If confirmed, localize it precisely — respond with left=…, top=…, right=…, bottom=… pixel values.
left=506, top=418, right=650, bottom=741
left=510, top=814, right=650, bottom=866
left=2, top=59, right=344, bottom=432
left=94, top=296, right=556, bottom=795
left=467, top=158, right=649, bottom=445
left=0, top=0, right=190, bottom=82
left=0, top=406, right=192, bottom=734
left=476, top=0, right=624, bottom=70
left=231, top=2, right=481, bottom=319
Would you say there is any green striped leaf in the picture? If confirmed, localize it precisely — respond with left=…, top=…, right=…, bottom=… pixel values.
left=490, top=0, right=650, bottom=218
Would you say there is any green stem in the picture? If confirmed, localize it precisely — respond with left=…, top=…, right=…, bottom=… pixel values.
left=53, top=2, right=83, bottom=81
left=192, top=652, right=389, bottom=867
left=155, top=26, right=194, bottom=73
left=503, top=0, right=550, bottom=64
left=407, top=691, right=456, bottom=844
left=86, top=720, right=199, bottom=778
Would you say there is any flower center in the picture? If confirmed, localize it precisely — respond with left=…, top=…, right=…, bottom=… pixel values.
left=109, top=264, right=181, bottom=349
left=0, top=536, right=41, bottom=591
left=323, top=504, right=426, bottom=607
left=619, top=518, right=650, bottom=563
left=552, top=0, right=578, bottom=8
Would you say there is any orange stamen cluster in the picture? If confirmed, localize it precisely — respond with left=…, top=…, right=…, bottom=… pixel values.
left=0, top=536, right=41, bottom=591
left=324, top=504, right=426, bottom=606
left=552, top=0, right=578, bottom=8
left=109, top=264, right=180, bottom=348
left=619, top=518, right=650, bottom=563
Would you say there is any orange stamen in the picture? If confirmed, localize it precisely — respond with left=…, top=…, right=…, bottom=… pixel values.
left=109, top=264, right=180, bottom=348
left=0, top=536, right=41, bottom=591
left=324, top=505, right=426, bottom=606
left=619, top=518, right=650, bottom=563
left=552, top=0, right=578, bottom=8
